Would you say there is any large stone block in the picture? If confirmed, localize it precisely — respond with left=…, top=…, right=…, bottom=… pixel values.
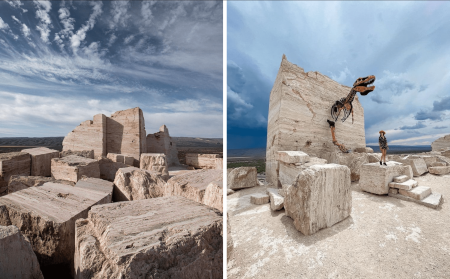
left=359, top=162, right=411, bottom=195
left=277, top=151, right=310, bottom=164
left=227, top=167, right=258, bottom=190
left=279, top=156, right=327, bottom=187
left=60, top=150, right=94, bottom=159
left=431, top=134, right=450, bottom=151
left=186, top=153, right=222, bottom=170
left=165, top=169, right=223, bottom=207
left=284, top=164, right=352, bottom=235
left=353, top=147, right=374, bottom=153
left=331, top=152, right=369, bottom=181
left=389, top=155, right=428, bottom=176
left=266, top=55, right=366, bottom=186
left=0, top=152, right=31, bottom=196
left=8, top=175, right=74, bottom=194
left=367, top=153, right=382, bottom=163
left=428, top=166, right=450, bottom=175
left=267, top=188, right=284, bottom=211
left=0, top=225, right=44, bottom=279
left=63, top=113, right=106, bottom=158
left=250, top=193, right=270, bottom=205
left=0, top=178, right=113, bottom=266
left=74, top=196, right=222, bottom=279
left=22, top=147, right=60, bottom=177
left=51, top=155, right=100, bottom=183
left=140, top=153, right=169, bottom=179
left=113, top=167, right=166, bottom=202
left=97, top=157, right=127, bottom=182
left=147, top=125, right=180, bottom=166
left=203, top=180, right=223, bottom=212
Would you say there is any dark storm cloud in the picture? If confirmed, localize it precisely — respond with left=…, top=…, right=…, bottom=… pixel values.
left=399, top=122, right=426, bottom=130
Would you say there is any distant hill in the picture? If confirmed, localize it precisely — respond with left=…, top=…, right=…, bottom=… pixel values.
left=367, top=145, right=431, bottom=154
left=172, top=137, right=223, bottom=148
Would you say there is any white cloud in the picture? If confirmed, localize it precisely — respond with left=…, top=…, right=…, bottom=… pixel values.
left=0, top=17, right=10, bottom=30
left=124, top=35, right=135, bottom=45
left=70, top=2, right=102, bottom=53
left=109, top=1, right=130, bottom=30
left=21, top=23, right=30, bottom=39
left=331, top=67, right=353, bottom=83
left=7, top=0, right=27, bottom=12
left=108, top=33, right=117, bottom=46
left=33, top=0, right=52, bottom=43
left=11, top=15, right=20, bottom=24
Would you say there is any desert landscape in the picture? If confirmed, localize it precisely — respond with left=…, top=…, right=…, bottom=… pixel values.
left=0, top=107, right=223, bottom=279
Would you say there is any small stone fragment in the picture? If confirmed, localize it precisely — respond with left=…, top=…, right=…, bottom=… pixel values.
left=227, top=167, right=258, bottom=190
left=250, top=193, right=270, bottom=205
left=388, top=179, right=418, bottom=191
left=267, top=188, right=284, bottom=210
left=140, top=153, right=169, bottom=179
left=22, top=147, right=60, bottom=177
left=51, top=155, right=100, bottom=183
left=428, top=166, right=450, bottom=175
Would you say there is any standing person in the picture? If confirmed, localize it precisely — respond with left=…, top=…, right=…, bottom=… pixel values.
left=379, top=130, right=388, bottom=166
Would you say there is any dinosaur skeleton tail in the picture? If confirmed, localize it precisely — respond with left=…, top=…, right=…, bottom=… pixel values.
left=327, top=120, right=348, bottom=152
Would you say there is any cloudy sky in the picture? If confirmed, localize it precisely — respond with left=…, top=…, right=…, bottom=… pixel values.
left=228, top=1, right=450, bottom=149
left=0, top=0, right=222, bottom=138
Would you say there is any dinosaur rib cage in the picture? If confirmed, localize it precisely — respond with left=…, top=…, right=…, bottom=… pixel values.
left=330, top=97, right=353, bottom=123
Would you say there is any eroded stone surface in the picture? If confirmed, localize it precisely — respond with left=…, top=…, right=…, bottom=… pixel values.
left=331, top=152, right=369, bottom=181
left=74, top=196, right=222, bottom=279
left=227, top=167, right=258, bottom=190
left=140, top=153, right=169, bottom=179
left=113, top=167, right=165, bottom=202
left=0, top=152, right=31, bottom=196
left=97, top=157, right=127, bottom=182
left=22, top=147, right=59, bottom=177
left=0, top=178, right=113, bottom=266
left=389, top=179, right=418, bottom=191
left=266, top=55, right=366, bottom=186
left=165, top=169, right=223, bottom=207
left=51, top=155, right=100, bottom=183
left=146, top=125, right=180, bottom=166
left=277, top=151, right=310, bottom=164
left=389, top=192, right=442, bottom=209
left=203, top=180, right=223, bottom=212
left=399, top=186, right=432, bottom=200
left=8, top=175, right=74, bottom=194
left=186, top=153, right=223, bottom=170
left=0, top=225, right=44, bottom=279
left=389, top=155, right=428, bottom=176
left=359, top=162, right=412, bottom=195
left=278, top=157, right=327, bottom=187
left=285, top=164, right=352, bottom=235
left=354, top=147, right=374, bottom=153
left=250, top=193, right=270, bottom=205
left=431, top=162, right=446, bottom=167
left=60, top=150, right=94, bottom=159
left=431, top=134, right=450, bottom=151
left=428, top=166, right=450, bottom=175
left=267, top=188, right=284, bottom=211
left=367, top=153, right=382, bottom=163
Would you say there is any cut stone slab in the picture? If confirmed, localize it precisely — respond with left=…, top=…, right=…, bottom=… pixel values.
left=74, top=196, right=222, bottom=279
left=399, top=186, right=432, bottom=200
left=60, top=150, right=94, bottom=159
left=227, top=167, right=258, bottom=190
left=389, top=179, right=418, bottom=191
left=51, top=155, right=100, bottom=183
left=0, top=152, right=31, bottom=196
left=8, top=175, right=75, bottom=194
left=106, top=153, right=124, bottom=163
left=165, top=169, right=223, bottom=207
left=359, top=162, right=412, bottom=195
left=284, top=164, right=352, bottom=236
left=22, top=147, right=59, bottom=177
left=277, top=151, right=310, bottom=164
left=267, top=188, right=284, bottom=211
left=389, top=192, right=442, bottom=209
left=140, top=153, right=169, bottom=179
left=97, top=157, right=127, bottom=182
left=0, top=225, right=44, bottom=279
left=393, top=175, right=409, bottom=183
left=113, top=167, right=166, bottom=202
left=419, top=156, right=437, bottom=167
left=185, top=153, right=222, bottom=170
left=431, top=162, right=447, bottom=167
left=388, top=155, right=428, bottom=176
left=428, top=166, right=450, bottom=175
left=0, top=178, right=113, bottom=266
left=250, top=193, right=270, bottom=205
left=279, top=157, right=327, bottom=187
left=389, top=188, right=398, bottom=195
left=203, top=180, right=223, bottom=212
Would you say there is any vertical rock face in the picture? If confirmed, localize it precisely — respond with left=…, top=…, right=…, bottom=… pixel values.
left=186, top=153, right=223, bottom=169
left=266, top=55, right=366, bottom=186
left=431, top=134, right=450, bottom=151
left=51, top=155, right=100, bottom=183
left=359, top=162, right=412, bottom=195
left=146, top=125, right=180, bottom=166
left=284, top=164, right=352, bottom=235
left=0, top=152, right=31, bottom=196
left=74, top=197, right=222, bottom=279
left=140, top=153, right=169, bottom=179
left=22, top=147, right=60, bottom=177
left=0, top=225, right=44, bottom=279
left=106, top=107, right=147, bottom=164
left=203, top=180, right=223, bottom=212
left=63, top=114, right=106, bottom=158
left=113, top=167, right=166, bottom=202
left=0, top=179, right=113, bottom=266
left=227, top=167, right=258, bottom=190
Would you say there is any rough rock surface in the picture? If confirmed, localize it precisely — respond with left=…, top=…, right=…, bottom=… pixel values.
left=97, top=157, right=127, bottom=182
left=22, top=147, right=59, bottom=177
left=359, top=162, right=412, bottom=195
left=389, top=155, right=428, bottom=176
left=0, top=178, right=113, bottom=266
left=428, top=166, right=450, bottom=175
left=8, top=175, right=75, bottom=194
left=430, top=162, right=446, bottom=167
left=63, top=113, right=106, bottom=158
left=331, top=152, right=369, bottom=181
left=0, top=225, right=44, bottom=279
left=51, top=155, right=100, bottom=183
left=140, top=153, right=169, bottom=179
left=227, top=213, right=233, bottom=260
left=165, top=169, right=223, bottom=207
left=431, top=134, right=450, bottom=151
left=60, top=150, right=94, bottom=159
left=250, top=193, right=270, bottom=205
left=147, top=125, right=180, bottom=166
left=203, top=180, right=223, bottom=212
left=399, top=186, right=432, bottom=200
left=0, top=152, right=31, bottom=196
left=418, top=155, right=437, bottom=167
left=284, top=164, right=352, bottom=235
left=354, top=147, right=374, bottom=153
left=389, top=192, right=442, bottom=209
left=367, top=153, right=382, bottom=163
left=267, top=188, right=284, bottom=211
left=277, top=151, right=310, bottom=164
left=113, top=167, right=166, bottom=202
left=74, top=196, right=222, bottom=279
left=278, top=157, right=327, bottom=187
left=227, top=167, right=258, bottom=190
left=266, top=55, right=366, bottom=186
left=186, top=153, right=223, bottom=170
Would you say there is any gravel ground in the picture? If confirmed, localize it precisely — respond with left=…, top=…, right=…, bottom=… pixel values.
left=227, top=173, right=450, bottom=279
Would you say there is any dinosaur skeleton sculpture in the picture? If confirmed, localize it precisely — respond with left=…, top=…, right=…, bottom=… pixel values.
left=327, top=75, right=376, bottom=152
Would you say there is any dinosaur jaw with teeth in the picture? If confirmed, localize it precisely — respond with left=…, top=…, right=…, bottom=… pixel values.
left=353, top=75, right=376, bottom=95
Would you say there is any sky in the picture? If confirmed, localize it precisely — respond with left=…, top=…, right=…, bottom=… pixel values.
left=0, top=0, right=222, bottom=138
left=227, top=1, right=450, bottom=149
